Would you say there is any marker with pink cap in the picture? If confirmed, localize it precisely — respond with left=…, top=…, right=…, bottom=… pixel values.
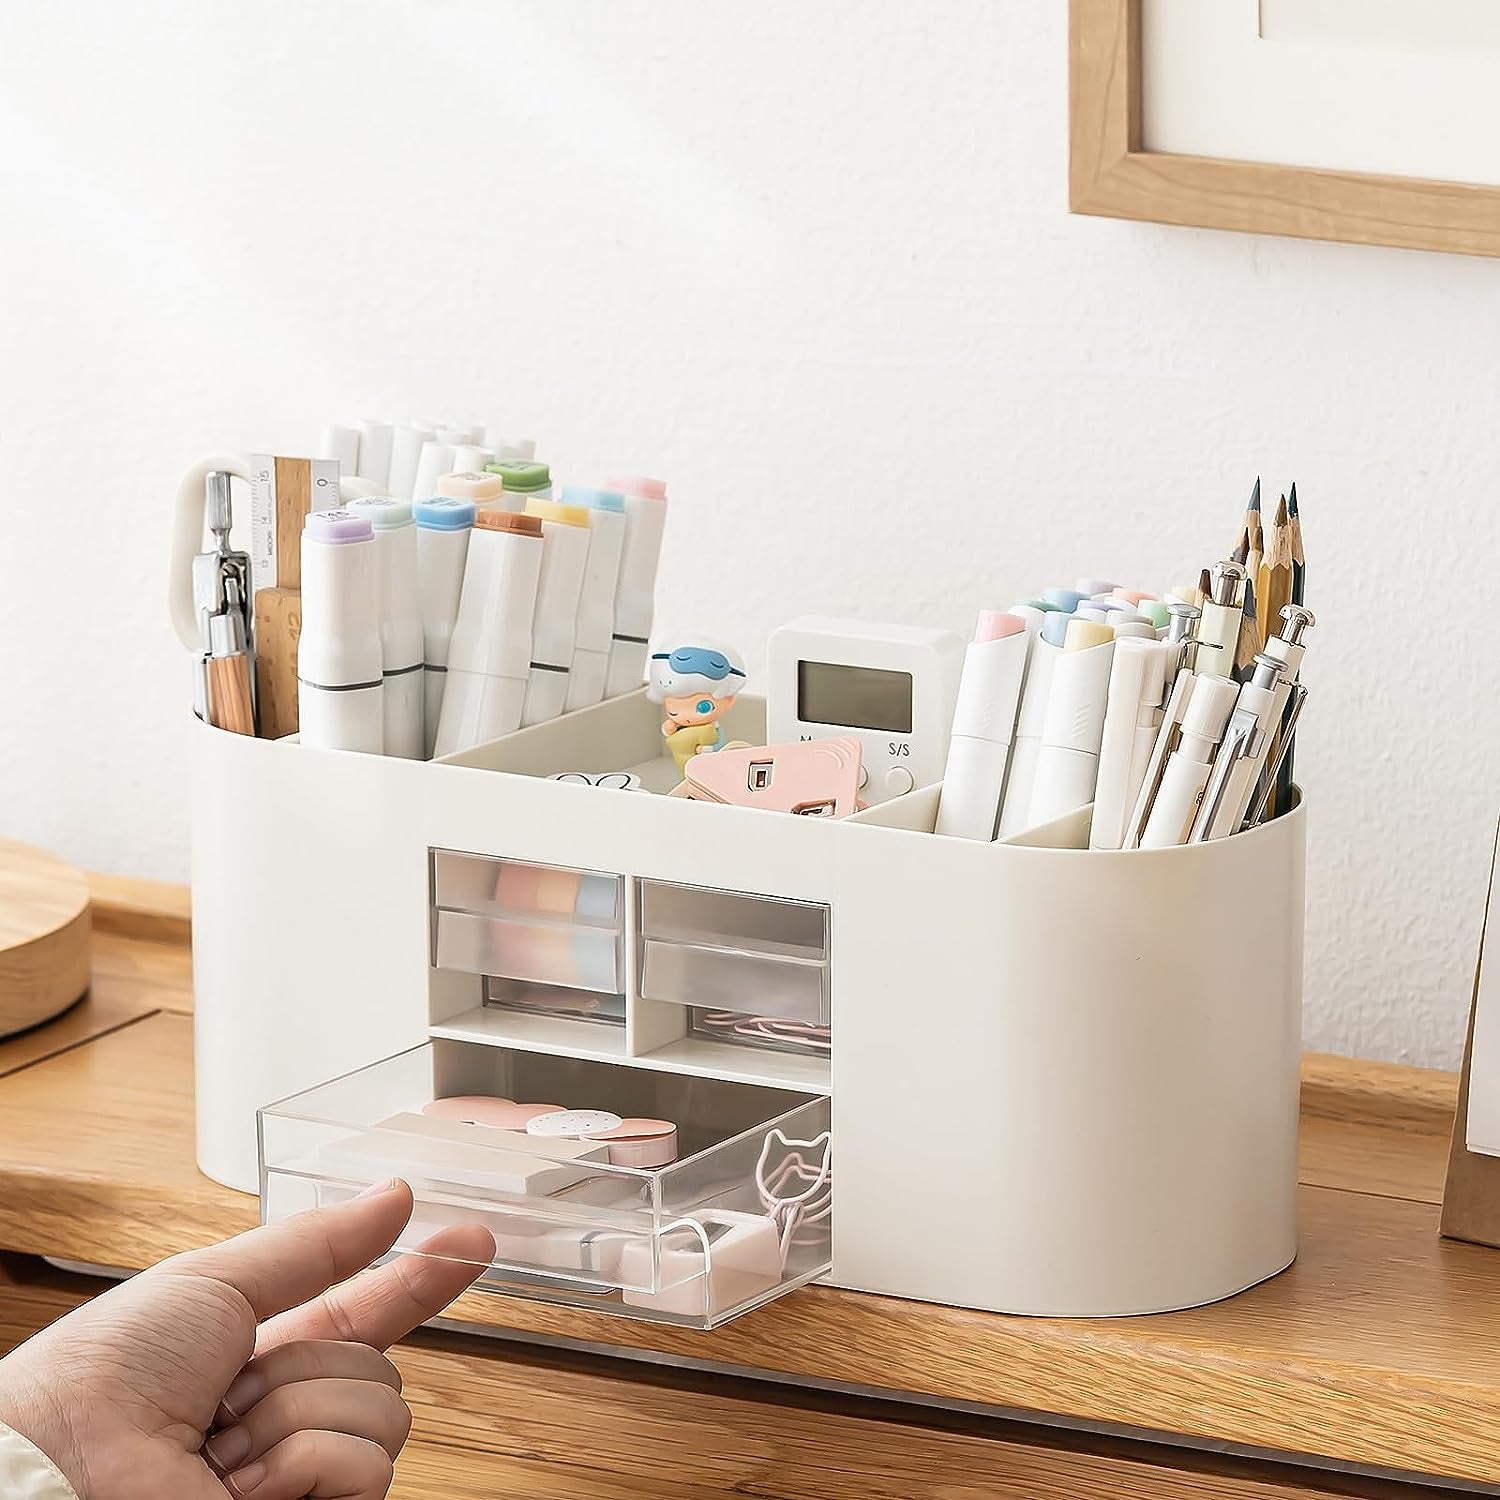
left=603, top=475, right=669, bottom=697
left=934, top=610, right=1032, bottom=841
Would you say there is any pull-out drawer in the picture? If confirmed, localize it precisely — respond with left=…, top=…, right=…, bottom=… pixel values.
left=259, top=1043, right=832, bottom=1330
left=635, top=879, right=831, bottom=1030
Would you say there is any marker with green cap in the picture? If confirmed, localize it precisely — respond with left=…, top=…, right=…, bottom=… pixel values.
left=484, top=460, right=552, bottom=508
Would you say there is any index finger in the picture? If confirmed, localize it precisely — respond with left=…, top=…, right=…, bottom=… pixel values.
left=255, top=1221, right=495, bottom=1354
left=164, top=1179, right=416, bottom=1325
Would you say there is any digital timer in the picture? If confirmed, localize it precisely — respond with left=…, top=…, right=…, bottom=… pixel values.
left=766, top=616, right=966, bottom=803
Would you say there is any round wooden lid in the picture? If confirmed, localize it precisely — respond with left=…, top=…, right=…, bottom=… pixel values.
left=0, top=838, right=91, bottom=1038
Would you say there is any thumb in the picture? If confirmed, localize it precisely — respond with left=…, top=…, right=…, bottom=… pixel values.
left=161, top=1179, right=415, bottom=1325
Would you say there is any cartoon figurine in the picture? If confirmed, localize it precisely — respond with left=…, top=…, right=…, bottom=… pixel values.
left=647, top=640, right=748, bottom=775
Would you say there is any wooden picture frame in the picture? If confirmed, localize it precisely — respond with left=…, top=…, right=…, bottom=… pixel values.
left=1069, top=0, right=1500, bottom=258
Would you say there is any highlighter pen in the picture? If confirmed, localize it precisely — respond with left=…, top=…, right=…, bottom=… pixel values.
left=386, top=422, right=436, bottom=500
left=434, top=511, right=545, bottom=758
left=1090, top=638, right=1171, bottom=850
left=437, top=471, right=507, bottom=512
left=935, top=611, right=1031, bottom=841
left=450, top=443, right=495, bottom=475
left=355, top=420, right=393, bottom=488
left=996, top=607, right=1068, bottom=838
left=522, top=498, right=592, bottom=726
left=561, top=486, right=627, bottom=712
left=1111, top=619, right=1156, bottom=640
left=1029, top=618, right=1116, bottom=826
left=1042, top=587, right=1088, bottom=613
left=1196, top=560, right=1245, bottom=680
left=603, top=475, right=669, bottom=698
left=347, top=497, right=425, bottom=759
left=410, top=441, right=458, bottom=504
left=1138, top=674, right=1240, bottom=848
left=485, top=461, right=552, bottom=509
left=318, top=424, right=361, bottom=477
left=414, top=496, right=476, bottom=758
left=298, top=510, right=384, bottom=755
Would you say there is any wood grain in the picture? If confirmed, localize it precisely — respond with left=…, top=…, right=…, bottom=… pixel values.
left=1069, top=0, right=1500, bottom=260
left=0, top=1000, right=1495, bottom=1481
left=0, top=1260, right=1422, bottom=1500
left=0, top=917, right=1494, bottom=1483
left=253, top=585, right=302, bottom=740
left=273, top=456, right=312, bottom=591
left=0, top=839, right=91, bottom=1039
left=87, top=872, right=191, bottom=947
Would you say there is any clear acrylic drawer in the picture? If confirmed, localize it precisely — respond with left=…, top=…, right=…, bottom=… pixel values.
left=259, top=1043, right=832, bottom=1329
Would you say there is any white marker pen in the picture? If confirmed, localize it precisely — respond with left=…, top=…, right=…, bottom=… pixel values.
left=450, top=444, right=495, bottom=475
left=411, top=440, right=458, bottom=501
left=521, top=498, right=591, bottom=725
left=318, top=424, right=361, bottom=476
left=437, top=471, right=507, bottom=512
left=560, top=486, right=627, bottom=712
left=434, top=510, right=545, bottom=757
left=996, top=606, right=1062, bottom=838
left=1139, top=674, right=1240, bottom=848
left=935, top=611, right=1030, bottom=841
left=486, top=461, right=551, bottom=509
left=1029, top=618, right=1116, bottom=826
left=355, top=421, right=393, bottom=487
left=298, top=510, right=384, bottom=755
left=346, top=497, right=425, bottom=759
left=603, top=474, right=668, bottom=697
left=1090, top=637, right=1171, bottom=850
left=413, top=497, right=477, bottom=758
left=386, top=422, right=436, bottom=500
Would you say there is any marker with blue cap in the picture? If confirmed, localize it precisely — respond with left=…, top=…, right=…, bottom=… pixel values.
left=561, top=485, right=628, bottom=712
left=414, top=496, right=477, bottom=756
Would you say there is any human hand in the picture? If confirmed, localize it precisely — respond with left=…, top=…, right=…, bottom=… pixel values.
left=0, top=1180, right=492, bottom=1499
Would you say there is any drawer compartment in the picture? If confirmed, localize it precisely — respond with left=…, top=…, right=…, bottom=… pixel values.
left=260, top=1043, right=832, bottom=1329
left=432, top=849, right=622, bottom=926
left=637, top=880, right=827, bottom=956
left=433, top=910, right=622, bottom=994
left=639, top=937, right=828, bottom=1025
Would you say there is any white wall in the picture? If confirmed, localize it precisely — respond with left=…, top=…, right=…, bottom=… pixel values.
left=1, top=1, right=1493, bottom=1067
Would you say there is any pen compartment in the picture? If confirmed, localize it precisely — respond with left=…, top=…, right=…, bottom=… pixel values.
left=259, top=1041, right=832, bottom=1329
left=195, top=705, right=1304, bottom=1324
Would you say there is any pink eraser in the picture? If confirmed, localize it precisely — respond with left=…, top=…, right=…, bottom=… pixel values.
left=975, top=610, right=1027, bottom=642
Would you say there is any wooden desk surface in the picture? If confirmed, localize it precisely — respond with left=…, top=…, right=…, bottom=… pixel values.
left=0, top=881, right=1494, bottom=1495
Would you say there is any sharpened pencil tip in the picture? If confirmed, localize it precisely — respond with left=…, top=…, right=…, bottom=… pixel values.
left=1275, top=493, right=1289, bottom=526
left=1287, top=481, right=1299, bottom=517
left=1198, top=566, right=1212, bottom=599
left=1250, top=477, right=1261, bottom=511
left=1232, top=528, right=1249, bottom=565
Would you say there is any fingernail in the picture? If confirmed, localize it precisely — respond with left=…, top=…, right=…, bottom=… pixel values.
left=226, top=1459, right=266, bottom=1497
left=204, top=1424, right=252, bottom=1475
left=357, top=1176, right=400, bottom=1199
left=218, top=1368, right=266, bottom=1423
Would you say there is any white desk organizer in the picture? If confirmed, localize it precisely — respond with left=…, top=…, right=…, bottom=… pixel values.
left=193, top=689, right=1304, bottom=1328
